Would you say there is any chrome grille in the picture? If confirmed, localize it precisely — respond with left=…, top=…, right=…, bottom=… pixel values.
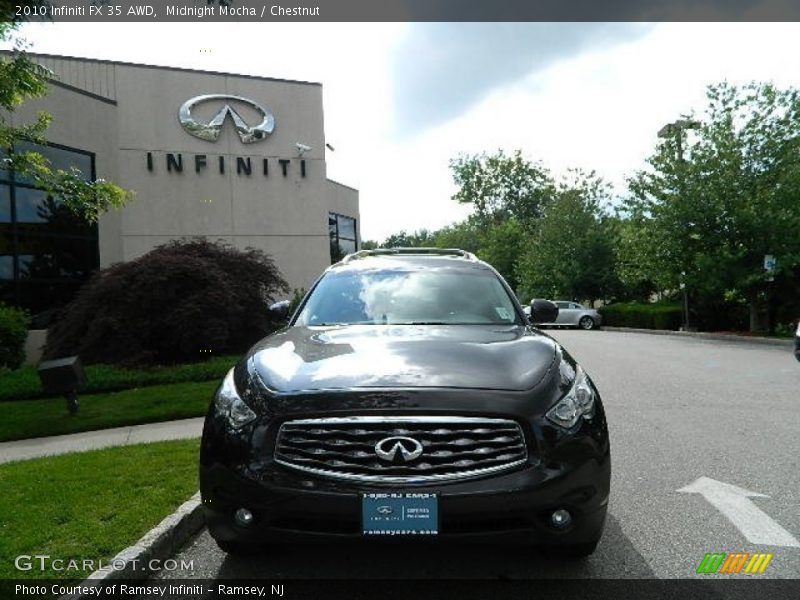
left=274, top=416, right=528, bottom=483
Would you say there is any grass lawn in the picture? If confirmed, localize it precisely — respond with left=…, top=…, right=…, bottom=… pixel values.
left=0, top=381, right=216, bottom=442
left=0, top=439, right=200, bottom=579
left=0, top=355, right=238, bottom=402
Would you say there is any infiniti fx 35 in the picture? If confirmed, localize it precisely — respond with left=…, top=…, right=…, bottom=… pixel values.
left=200, top=248, right=611, bottom=557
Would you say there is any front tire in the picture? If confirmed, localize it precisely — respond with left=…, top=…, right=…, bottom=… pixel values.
left=578, top=316, right=595, bottom=330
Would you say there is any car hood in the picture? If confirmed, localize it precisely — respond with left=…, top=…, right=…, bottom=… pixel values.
left=245, top=324, right=557, bottom=393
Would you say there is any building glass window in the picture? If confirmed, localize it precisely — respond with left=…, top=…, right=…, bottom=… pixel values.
left=0, top=184, right=10, bottom=222
left=14, top=187, right=51, bottom=223
left=0, top=255, right=12, bottom=280
left=11, top=142, right=93, bottom=186
left=0, top=142, right=98, bottom=324
left=328, top=212, right=358, bottom=263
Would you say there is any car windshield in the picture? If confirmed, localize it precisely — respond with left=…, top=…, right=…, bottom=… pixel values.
left=295, top=267, right=521, bottom=326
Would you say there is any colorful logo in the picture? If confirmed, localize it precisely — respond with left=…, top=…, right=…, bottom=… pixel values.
left=696, top=552, right=773, bottom=574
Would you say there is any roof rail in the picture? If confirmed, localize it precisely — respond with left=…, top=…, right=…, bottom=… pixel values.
left=341, top=247, right=478, bottom=263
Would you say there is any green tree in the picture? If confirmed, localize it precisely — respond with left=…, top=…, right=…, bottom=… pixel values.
left=449, top=149, right=553, bottom=227
left=430, top=220, right=480, bottom=254
left=609, top=214, right=659, bottom=302
left=0, top=21, right=131, bottom=222
left=381, top=229, right=435, bottom=248
left=516, top=171, right=618, bottom=306
left=624, top=82, right=800, bottom=331
left=447, top=150, right=556, bottom=290
left=474, top=218, right=525, bottom=291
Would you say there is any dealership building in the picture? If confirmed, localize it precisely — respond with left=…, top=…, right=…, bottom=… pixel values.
left=0, top=53, right=359, bottom=323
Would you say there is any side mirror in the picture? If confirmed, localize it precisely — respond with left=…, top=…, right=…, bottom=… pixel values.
left=529, top=299, right=558, bottom=325
left=268, top=300, right=291, bottom=322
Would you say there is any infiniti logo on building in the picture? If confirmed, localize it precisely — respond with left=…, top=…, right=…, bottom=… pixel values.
left=178, top=94, right=275, bottom=144
left=374, top=436, right=424, bottom=462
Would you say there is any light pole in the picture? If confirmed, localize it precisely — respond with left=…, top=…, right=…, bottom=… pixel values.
left=657, top=119, right=701, bottom=161
left=680, top=271, right=689, bottom=333
left=658, top=119, right=700, bottom=331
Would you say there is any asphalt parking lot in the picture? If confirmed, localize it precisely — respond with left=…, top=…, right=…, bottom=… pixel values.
left=153, top=330, right=799, bottom=583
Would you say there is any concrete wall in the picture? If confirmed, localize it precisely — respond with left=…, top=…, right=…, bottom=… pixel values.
left=6, top=54, right=359, bottom=294
left=23, top=329, right=47, bottom=367
left=35, top=55, right=118, bottom=102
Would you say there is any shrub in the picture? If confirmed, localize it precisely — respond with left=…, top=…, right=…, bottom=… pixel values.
left=44, top=239, right=289, bottom=366
left=0, top=303, right=31, bottom=371
left=288, top=287, right=307, bottom=315
left=599, top=302, right=682, bottom=330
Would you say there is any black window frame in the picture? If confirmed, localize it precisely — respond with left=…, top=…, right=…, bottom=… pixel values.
left=328, top=212, right=358, bottom=264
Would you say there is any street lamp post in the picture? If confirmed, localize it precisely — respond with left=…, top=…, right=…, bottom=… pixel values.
left=680, top=271, right=689, bottom=333
left=658, top=119, right=700, bottom=332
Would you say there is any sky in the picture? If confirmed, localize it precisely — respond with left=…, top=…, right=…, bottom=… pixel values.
left=7, top=21, right=800, bottom=241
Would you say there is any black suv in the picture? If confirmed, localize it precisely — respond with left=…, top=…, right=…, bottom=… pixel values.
left=200, top=249, right=611, bottom=557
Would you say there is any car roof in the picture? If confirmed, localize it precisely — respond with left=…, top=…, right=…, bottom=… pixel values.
left=343, top=247, right=478, bottom=262
left=329, top=248, right=493, bottom=273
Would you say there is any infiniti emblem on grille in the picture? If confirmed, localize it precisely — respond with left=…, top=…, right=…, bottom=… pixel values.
left=374, top=436, right=423, bottom=462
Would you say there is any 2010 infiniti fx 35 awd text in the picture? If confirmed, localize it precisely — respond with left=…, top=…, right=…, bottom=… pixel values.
left=200, top=248, right=611, bottom=557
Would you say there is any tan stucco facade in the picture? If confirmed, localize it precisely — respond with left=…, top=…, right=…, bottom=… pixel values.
left=7, top=54, right=359, bottom=292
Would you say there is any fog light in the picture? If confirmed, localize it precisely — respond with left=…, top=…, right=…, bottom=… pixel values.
left=234, top=508, right=254, bottom=527
left=551, top=509, right=572, bottom=528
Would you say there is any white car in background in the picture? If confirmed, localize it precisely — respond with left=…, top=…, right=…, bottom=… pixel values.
left=524, top=300, right=602, bottom=330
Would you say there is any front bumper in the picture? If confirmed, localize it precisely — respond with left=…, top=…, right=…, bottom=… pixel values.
left=200, top=431, right=610, bottom=546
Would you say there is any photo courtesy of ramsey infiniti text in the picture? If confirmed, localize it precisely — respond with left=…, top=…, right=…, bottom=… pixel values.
left=200, top=249, right=611, bottom=557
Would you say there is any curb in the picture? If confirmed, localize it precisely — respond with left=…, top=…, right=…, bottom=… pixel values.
left=60, top=491, right=204, bottom=600
left=602, top=326, right=794, bottom=347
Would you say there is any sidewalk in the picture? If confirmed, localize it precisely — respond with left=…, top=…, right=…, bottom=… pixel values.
left=602, top=326, right=794, bottom=347
left=0, top=417, right=203, bottom=465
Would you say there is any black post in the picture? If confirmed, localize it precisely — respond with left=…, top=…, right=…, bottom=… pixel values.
left=38, top=356, right=86, bottom=416
left=677, top=132, right=690, bottom=331
left=65, top=390, right=79, bottom=415
left=683, top=285, right=690, bottom=330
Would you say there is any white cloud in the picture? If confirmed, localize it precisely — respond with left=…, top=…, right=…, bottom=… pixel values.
left=7, top=22, right=800, bottom=242
left=390, top=23, right=650, bottom=136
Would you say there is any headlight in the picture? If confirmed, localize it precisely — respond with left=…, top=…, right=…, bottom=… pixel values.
left=215, top=368, right=257, bottom=430
left=546, top=366, right=595, bottom=429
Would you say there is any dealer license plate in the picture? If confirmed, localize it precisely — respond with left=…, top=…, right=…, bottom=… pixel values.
left=362, top=492, right=439, bottom=536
